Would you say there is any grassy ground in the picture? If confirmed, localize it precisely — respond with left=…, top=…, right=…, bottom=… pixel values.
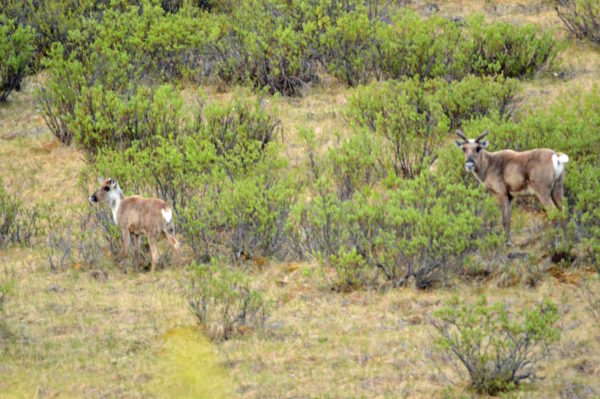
left=1, top=1, right=600, bottom=398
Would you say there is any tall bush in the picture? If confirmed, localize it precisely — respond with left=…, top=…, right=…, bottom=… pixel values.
left=0, top=15, right=35, bottom=102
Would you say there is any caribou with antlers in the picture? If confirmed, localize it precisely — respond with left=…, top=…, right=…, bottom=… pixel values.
left=455, top=129, right=569, bottom=246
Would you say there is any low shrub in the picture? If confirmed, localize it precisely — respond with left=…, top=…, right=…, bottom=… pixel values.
left=0, top=14, right=35, bottom=103
left=47, top=205, right=119, bottom=273
left=347, top=78, right=449, bottom=179
left=188, top=261, right=267, bottom=341
left=330, top=247, right=379, bottom=292
left=433, top=295, right=560, bottom=395
left=468, top=14, right=556, bottom=78
left=0, top=180, right=41, bottom=248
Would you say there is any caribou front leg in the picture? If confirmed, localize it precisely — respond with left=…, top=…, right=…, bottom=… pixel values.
left=498, top=194, right=514, bottom=247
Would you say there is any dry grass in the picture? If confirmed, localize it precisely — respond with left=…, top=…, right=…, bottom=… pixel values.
left=1, top=2, right=600, bottom=398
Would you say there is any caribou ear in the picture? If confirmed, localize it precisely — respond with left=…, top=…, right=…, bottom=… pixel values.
left=455, top=140, right=464, bottom=148
left=479, top=140, right=489, bottom=148
left=98, top=177, right=105, bottom=184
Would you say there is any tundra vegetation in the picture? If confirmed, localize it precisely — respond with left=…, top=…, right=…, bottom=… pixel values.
left=1, top=0, right=600, bottom=397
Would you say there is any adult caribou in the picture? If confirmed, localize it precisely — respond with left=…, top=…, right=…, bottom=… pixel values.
left=455, top=129, right=569, bottom=246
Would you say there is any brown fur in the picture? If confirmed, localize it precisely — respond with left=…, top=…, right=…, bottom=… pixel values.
left=89, top=178, right=180, bottom=272
left=456, top=130, right=568, bottom=246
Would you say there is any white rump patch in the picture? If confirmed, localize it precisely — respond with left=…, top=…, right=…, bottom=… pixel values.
left=161, top=208, right=172, bottom=223
left=552, top=153, right=569, bottom=177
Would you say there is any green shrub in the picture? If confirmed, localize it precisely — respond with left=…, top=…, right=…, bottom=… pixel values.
left=468, top=15, right=556, bottom=78
left=437, top=75, right=518, bottom=129
left=330, top=247, right=379, bottom=292
left=347, top=78, right=449, bottom=178
left=73, top=84, right=186, bottom=155
left=188, top=261, right=267, bottom=341
left=565, top=164, right=600, bottom=265
left=376, top=12, right=469, bottom=82
left=554, top=0, right=600, bottom=46
left=433, top=295, right=560, bottom=395
left=320, top=4, right=378, bottom=86
left=215, top=0, right=318, bottom=95
left=324, top=10, right=554, bottom=84
left=178, top=152, right=296, bottom=263
left=0, top=14, right=35, bottom=103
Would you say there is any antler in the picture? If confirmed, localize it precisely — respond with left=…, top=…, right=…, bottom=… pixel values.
left=455, top=129, right=468, bottom=141
left=475, top=129, right=489, bottom=143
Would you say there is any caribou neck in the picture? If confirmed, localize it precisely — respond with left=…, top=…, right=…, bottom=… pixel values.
left=473, top=150, right=491, bottom=185
left=109, top=188, right=126, bottom=224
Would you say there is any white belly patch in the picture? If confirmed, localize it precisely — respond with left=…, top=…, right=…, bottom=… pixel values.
left=161, top=208, right=172, bottom=223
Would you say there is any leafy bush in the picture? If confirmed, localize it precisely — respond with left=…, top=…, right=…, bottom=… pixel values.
left=347, top=78, right=449, bottom=179
left=554, top=0, right=600, bottom=46
left=214, top=0, right=318, bottom=95
left=433, top=295, right=560, bottom=395
left=289, top=131, right=502, bottom=289
left=330, top=247, right=379, bottom=292
left=375, top=12, right=468, bottom=82
left=0, top=14, right=35, bottom=103
left=324, top=9, right=554, bottom=84
left=467, top=15, right=556, bottom=78
left=437, top=75, right=518, bottom=128
left=565, top=164, right=600, bottom=264
left=39, top=3, right=223, bottom=144
left=0, top=0, right=107, bottom=66
left=188, top=261, right=267, bottom=341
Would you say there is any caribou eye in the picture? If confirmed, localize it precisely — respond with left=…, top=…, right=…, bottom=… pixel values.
left=476, top=147, right=481, bottom=153
left=462, top=148, right=466, bottom=152
left=103, top=186, right=110, bottom=191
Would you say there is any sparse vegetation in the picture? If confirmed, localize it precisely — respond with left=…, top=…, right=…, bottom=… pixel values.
left=0, top=179, right=41, bottom=248
left=554, top=0, right=600, bottom=46
left=433, top=295, right=560, bottom=395
left=188, top=262, right=267, bottom=341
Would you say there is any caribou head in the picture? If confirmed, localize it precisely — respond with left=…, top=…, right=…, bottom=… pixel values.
left=455, top=129, right=489, bottom=173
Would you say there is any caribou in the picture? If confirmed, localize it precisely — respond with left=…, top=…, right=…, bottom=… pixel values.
left=455, top=129, right=569, bottom=246
left=89, top=178, right=180, bottom=272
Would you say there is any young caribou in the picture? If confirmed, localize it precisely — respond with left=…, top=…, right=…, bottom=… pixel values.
left=455, top=129, right=569, bottom=246
left=89, top=178, right=180, bottom=272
